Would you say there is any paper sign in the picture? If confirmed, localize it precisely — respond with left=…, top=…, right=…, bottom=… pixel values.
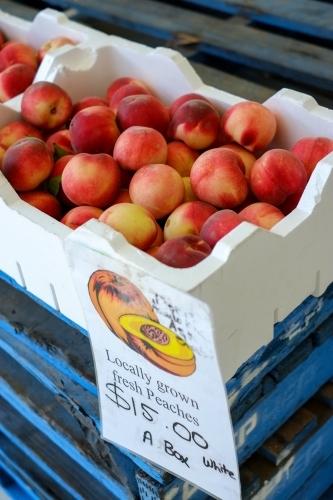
left=65, top=239, right=240, bottom=500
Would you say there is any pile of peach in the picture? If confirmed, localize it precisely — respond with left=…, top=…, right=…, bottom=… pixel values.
left=1, top=75, right=333, bottom=268
left=0, top=31, right=76, bottom=102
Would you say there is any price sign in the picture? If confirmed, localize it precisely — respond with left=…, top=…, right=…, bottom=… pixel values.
left=66, top=239, right=240, bottom=500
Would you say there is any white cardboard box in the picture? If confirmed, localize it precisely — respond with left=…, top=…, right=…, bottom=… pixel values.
left=0, top=19, right=332, bottom=381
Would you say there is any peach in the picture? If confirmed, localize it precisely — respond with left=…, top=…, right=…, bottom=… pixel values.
left=279, top=192, right=303, bottom=216
left=155, top=234, right=212, bottom=268
left=0, top=143, right=8, bottom=170
left=0, top=63, right=36, bottom=102
left=164, top=201, right=218, bottom=241
left=19, top=189, right=63, bottom=220
left=168, top=99, right=220, bottom=150
left=234, top=190, right=259, bottom=213
left=290, top=136, right=333, bottom=180
left=47, top=154, right=76, bottom=207
left=200, top=209, right=245, bottom=248
left=220, top=101, right=277, bottom=152
left=70, top=105, right=120, bottom=155
left=21, top=81, right=73, bottom=131
left=99, top=203, right=158, bottom=251
left=220, top=143, right=256, bottom=178
left=190, top=148, right=249, bottom=208
left=72, top=96, right=109, bottom=116
left=109, top=83, right=151, bottom=114
left=113, top=126, right=167, bottom=171
left=111, top=188, right=132, bottom=204
left=2, top=137, right=53, bottom=191
left=145, top=246, right=161, bottom=257
left=37, top=36, right=76, bottom=63
left=61, top=205, right=103, bottom=229
left=239, top=202, right=285, bottom=230
left=182, top=177, right=199, bottom=202
left=116, top=94, right=170, bottom=136
left=0, top=120, right=43, bottom=147
left=45, top=129, right=74, bottom=158
left=151, top=223, right=164, bottom=247
left=0, top=30, right=5, bottom=48
left=0, top=41, right=38, bottom=71
left=129, top=163, right=185, bottom=219
left=169, top=93, right=213, bottom=118
left=62, top=153, right=121, bottom=207
left=249, top=149, right=307, bottom=206
left=145, top=224, right=164, bottom=256
left=166, top=141, right=200, bottom=177
left=106, top=77, right=148, bottom=103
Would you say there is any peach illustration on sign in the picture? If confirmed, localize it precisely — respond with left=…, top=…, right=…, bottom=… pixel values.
left=88, top=270, right=196, bottom=376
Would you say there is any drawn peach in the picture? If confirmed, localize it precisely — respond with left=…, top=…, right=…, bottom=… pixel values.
left=119, top=315, right=196, bottom=376
left=88, top=270, right=158, bottom=345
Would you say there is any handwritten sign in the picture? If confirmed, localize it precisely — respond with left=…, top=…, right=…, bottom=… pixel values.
left=66, top=239, right=240, bottom=500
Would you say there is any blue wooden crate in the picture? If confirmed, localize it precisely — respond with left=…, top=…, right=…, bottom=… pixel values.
left=0, top=269, right=333, bottom=499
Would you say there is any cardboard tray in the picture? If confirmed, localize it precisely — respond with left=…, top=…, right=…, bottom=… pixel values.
left=0, top=10, right=332, bottom=381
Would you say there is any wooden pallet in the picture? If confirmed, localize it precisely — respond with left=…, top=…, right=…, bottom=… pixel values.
left=0, top=269, right=333, bottom=499
left=2, top=0, right=332, bottom=109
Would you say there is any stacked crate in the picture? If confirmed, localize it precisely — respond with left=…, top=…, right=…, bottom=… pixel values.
left=0, top=3, right=332, bottom=499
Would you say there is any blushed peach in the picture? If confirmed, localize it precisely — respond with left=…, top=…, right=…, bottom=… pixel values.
left=0, top=63, right=36, bottom=102
left=47, top=154, right=76, bottom=207
left=0, top=41, right=38, bottom=71
left=249, top=149, right=307, bottom=206
left=0, top=143, right=8, bottom=170
left=61, top=153, right=121, bottom=207
left=72, top=95, right=109, bottom=116
left=169, top=99, right=220, bottom=150
left=163, top=201, right=217, bottom=241
left=37, top=36, right=76, bottom=63
left=168, top=93, right=213, bottom=118
left=2, top=137, right=53, bottom=191
left=70, top=105, right=120, bottom=154
left=182, top=177, right=199, bottom=202
left=166, top=141, right=200, bottom=177
left=111, top=188, right=132, bottom=204
left=129, top=163, right=185, bottom=219
left=190, top=148, right=249, bottom=208
left=155, top=234, right=212, bottom=268
left=21, top=81, right=73, bottom=131
left=116, top=94, right=170, bottom=136
left=279, top=192, right=302, bottom=216
left=106, top=77, right=148, bottom=103
left=220, top=101, right=277, bottom=152
left=145, top=246, right=161, bottom=257
left=200, top=209, right=245, bottom=248
left=99, top=203, right=158, bottom=250
left=109, top=83, right=151, bottom=114
left=113, top=126, right=167, bottom=171
left=290, top=136, right=333, bottom=180
left=0, top=121, right=43, bottom=147
left=220, top=143, right=256, bottom=178
left=19, top=189, right=63, bottom=220
left=45, top=129, right=74, bottom=158
left=61, top=205, right=103, bottom=229
left=239, top=202, right=285, bottom=229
